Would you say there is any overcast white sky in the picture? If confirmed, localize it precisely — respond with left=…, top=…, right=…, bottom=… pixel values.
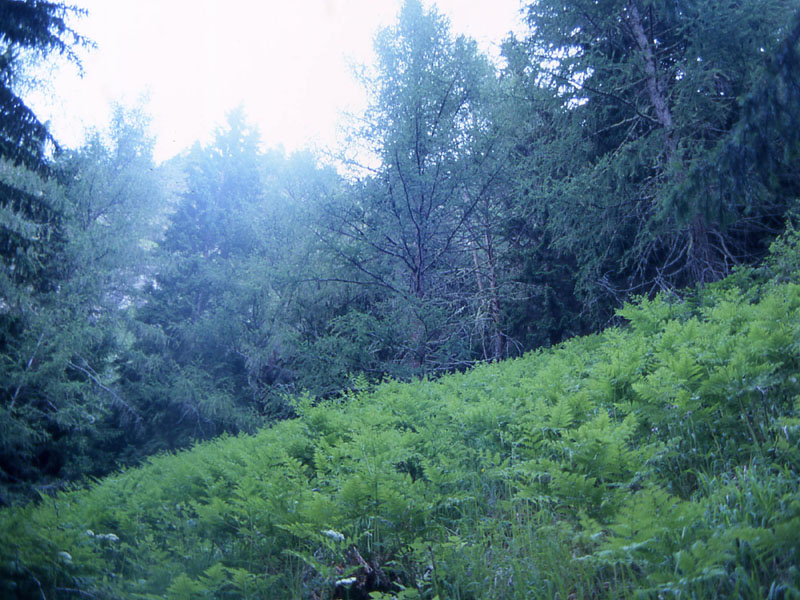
left=28, top=0, right=526, bottom=162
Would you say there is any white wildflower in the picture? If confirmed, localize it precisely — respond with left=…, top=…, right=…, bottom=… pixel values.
left=335, top=577, right=357, bottom=587
left=322, top=529, right=345, bottom=542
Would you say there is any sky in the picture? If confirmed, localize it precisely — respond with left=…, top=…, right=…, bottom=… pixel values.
left=28, top=0, right=527, bottom=163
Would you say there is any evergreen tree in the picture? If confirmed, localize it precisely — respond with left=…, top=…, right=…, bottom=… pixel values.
left=1, top=0, right=89, bottom=308
left=0, top=0, right=89, bottom=171
left=122, top=109, right=345, bottom=454
left=0, top=106, right=163, bottom=505
left=124, top=109, right=268, bottom=452
left=0, top=0, right=95, bottom=504
left=508, top=0, right=800, bottom=324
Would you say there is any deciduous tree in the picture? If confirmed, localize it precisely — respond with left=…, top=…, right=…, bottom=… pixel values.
left=323, top=0, right=508, bottom=370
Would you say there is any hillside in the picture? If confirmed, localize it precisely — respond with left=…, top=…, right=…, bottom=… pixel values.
left=2, top=3, right=799, bottom=597
left=4, top=0, right=800, bottom=508
left=2, top=247, right=799, bottom=599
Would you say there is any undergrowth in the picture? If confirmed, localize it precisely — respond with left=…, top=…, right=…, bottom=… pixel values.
left=2, top=231, right=800, bottom=599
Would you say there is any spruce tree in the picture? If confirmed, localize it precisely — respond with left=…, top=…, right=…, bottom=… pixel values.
left=0, top=0, right=92, bottom=504
left=507, top=0, right=800, bottom=325
left=1, top=0, right=89, bottom=171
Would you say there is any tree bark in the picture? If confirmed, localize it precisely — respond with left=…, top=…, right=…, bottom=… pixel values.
left=626, top=1, right=676, bottom=156
left=484, top=230, right=504, bottom=360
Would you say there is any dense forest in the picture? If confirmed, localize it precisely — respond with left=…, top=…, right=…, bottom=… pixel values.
left=1, top=0, right=800, bottom=595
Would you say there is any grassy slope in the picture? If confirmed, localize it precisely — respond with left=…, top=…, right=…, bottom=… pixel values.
left=2, top=278, right=800, bottom=599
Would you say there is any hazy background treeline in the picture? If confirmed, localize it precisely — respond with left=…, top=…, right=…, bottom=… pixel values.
left=1, top=0, right=799, bottom=505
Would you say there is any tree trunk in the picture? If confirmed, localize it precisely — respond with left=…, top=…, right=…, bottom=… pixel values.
left=626, top=1, right=676, bottom=157
left=470, top=226, right=504, bottom=361
left=484, top=230, right=504, bottom=360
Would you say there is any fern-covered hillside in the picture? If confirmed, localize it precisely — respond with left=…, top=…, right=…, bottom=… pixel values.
left=2, top=256, right=800, bottom=598
left=4, top=0, right=800, bottom=512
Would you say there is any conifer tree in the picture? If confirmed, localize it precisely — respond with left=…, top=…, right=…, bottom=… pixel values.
left=0, top=0, right=89, bottom=171
left=0, top=0, right=95, bottom=504
left=0, top=105, right=163, bottom=505
left=1, top=0, right=89, bottom=290
left=507, top=0, right=800, bottom=324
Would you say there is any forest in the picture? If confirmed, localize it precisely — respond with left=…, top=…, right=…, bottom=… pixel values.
left=1, top=0, right=800, bottom=597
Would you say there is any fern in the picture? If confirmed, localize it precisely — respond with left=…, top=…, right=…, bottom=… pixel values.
left=2, top=280, right=800, bottom=599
